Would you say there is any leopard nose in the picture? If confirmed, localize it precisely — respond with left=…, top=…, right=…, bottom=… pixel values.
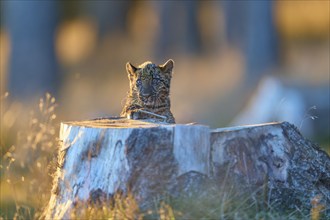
left=142, top=87, right=152, bottom=96
left=142, top=91, right=151, bottom=97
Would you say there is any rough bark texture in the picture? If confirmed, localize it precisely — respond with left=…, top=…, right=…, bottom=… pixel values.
left=211, top=122, right=330, bottom=214
left=42, top=119, right=329, bottom=219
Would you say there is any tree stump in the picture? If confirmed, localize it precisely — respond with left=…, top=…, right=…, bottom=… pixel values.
left=43, top=119, right=330, bottom=219
left=211, top=122, right=330, bottom=214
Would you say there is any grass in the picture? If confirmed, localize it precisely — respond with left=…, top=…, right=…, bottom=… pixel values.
left=1, top=93, right=58, bottom=219
left=0, top=93, right=328, bottom=220
left=51, top=184, right=318, bottom=220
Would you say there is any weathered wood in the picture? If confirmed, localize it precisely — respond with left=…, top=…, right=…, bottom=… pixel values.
left=43, top=119, right=330, bottom=219
left=43, top=118, right=210, bottom=219
left=211, top=122, right=330, bottom=213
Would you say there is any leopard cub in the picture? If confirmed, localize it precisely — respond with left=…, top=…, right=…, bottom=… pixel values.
left=120, top=59, right=175, bottom=123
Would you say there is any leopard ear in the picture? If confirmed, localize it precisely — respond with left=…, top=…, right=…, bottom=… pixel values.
left=126, top=62, right=137, bottom=77
left=159, top=59, right=174, bottom=74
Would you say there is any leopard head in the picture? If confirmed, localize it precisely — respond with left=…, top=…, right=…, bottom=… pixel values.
left=126, top=59, right=174, bottom=108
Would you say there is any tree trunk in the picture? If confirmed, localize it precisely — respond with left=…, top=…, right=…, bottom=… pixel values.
left=43, top=119, right=329, bottom=219
left=3, top=1, right=59, bottom=101
left=223, top=1, right=278, bottom=84
left=153, top=1, right=201, bottom=60
left=81, top=1, right=132, bottom=38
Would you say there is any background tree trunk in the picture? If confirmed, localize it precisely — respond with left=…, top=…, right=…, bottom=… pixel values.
left=43, top=119, right=329, bottom=219
left=3, top=1, right=60, bottom=101
left=153, top=1, right=201, bottom=60
left=81, top=1, right=132, bottom=38
left=223, top=1, right=278, bottom=84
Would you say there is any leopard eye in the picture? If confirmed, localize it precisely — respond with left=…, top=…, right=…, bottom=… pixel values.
left=136, top=79, right=141, bottom=85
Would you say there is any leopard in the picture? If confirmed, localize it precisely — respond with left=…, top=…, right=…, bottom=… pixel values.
left=120, top=59, right=175, bottom=123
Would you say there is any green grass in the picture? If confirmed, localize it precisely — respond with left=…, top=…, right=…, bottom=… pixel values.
left=60, top=186, right=316, bottom=220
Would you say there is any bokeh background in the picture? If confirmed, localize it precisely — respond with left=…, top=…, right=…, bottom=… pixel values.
left=0, top=1, right=329, bottom=218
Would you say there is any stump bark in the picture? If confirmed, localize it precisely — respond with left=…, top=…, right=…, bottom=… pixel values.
left=43, top=119, right=330, bottom=219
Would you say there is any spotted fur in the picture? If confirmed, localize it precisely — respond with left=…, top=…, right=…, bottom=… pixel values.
left=120, top=59, right=175, bottom=123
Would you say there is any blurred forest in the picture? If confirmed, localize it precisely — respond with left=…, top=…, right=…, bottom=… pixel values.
left=0, top=1, right=329, bottom=218
left=1, top=1, right=329, bottom=128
